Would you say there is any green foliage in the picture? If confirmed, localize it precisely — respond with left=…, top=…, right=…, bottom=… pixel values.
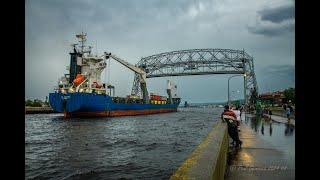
left=25, top=100, right=33, bottom=106
left=250, top=88, right=258, bottom=105
left=284, top=88, right=295, bottom=104
left=25, top=99, right=43, bottom=107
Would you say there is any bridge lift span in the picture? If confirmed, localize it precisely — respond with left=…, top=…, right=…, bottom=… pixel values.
left=131, top=49, right=258, bottom=106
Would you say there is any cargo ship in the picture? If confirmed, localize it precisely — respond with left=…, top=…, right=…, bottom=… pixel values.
left=49, top=33, right=180, bottom=118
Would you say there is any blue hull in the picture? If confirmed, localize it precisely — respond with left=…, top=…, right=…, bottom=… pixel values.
left=49, top=92, right=180, bottom=117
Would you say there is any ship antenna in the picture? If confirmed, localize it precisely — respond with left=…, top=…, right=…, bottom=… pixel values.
left=76, top=32, right=86, bottom=54
left=108, top=57, right=111, bottom=85
left=81, top=32, right=84, bottom=53
left=96, top=40, right=98, bottom=57
left=88, top=46, right=92, bottom=55
left=83, top=32, right=86, bottom=53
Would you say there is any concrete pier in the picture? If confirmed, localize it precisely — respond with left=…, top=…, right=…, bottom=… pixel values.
left=263, top=114, right=295, bottom=126
left=170, top=113, right=295, bottom=180
left=170, top=122, right=229, bottom=180
left=226, top=114, right=295, bottom=179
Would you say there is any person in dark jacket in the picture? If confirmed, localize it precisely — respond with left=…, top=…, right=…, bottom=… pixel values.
left=221, top=105, right=242, bottom=148
left=268, top=110, right=272, bottom=120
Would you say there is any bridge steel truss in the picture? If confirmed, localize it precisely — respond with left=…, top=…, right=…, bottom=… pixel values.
left=131, top=49, right=258, bottom=106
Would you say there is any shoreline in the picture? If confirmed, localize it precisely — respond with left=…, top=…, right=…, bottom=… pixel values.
left=25, top=106, right=57, bottom=114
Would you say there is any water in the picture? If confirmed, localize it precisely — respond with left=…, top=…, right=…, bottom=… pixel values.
left=25, top=107, right=222, bottom=180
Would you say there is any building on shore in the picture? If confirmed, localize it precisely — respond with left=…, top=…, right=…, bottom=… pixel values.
left=258, top=90, right=287, bottom=106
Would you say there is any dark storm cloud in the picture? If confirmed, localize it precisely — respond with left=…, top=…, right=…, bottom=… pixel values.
left=263, top=64, right=294, bottom=75
left=247, top=21, right=294, bottom=37
left=26, top=0, right=295, bottom=101
left=26, top=0, right=194, bottom=44
left=259, top=4, right=294, bottom=23
left=28, top=0, right=191, bottom=26
left=256, top=64, right=295, bottom=92
left=247, top=3, right=294, bottom=37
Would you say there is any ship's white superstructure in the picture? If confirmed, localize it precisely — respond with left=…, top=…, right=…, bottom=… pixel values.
left=55, top=33, right=179, bottom=103
left=56, top=32, right=108, bottom=94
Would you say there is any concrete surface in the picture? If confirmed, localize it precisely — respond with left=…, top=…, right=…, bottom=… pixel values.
left=263, top=114, right=295, bottom=126
left=170, top=122, right=229, bottom=180
left=226, top=114, right=295, bottom=180
left=267, top=110, right=295, bottom=119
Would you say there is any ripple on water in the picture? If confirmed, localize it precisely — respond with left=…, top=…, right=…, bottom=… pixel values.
left=25, top=108, right=222, bottom=179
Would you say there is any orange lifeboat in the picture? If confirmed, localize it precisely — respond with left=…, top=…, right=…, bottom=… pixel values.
left=73, top=74, right=85, bottom=86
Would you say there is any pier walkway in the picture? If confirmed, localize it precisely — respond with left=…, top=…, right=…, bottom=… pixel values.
left=226, top=114, right=295, bottom=180
left=263, top=114, right=295, bottom=126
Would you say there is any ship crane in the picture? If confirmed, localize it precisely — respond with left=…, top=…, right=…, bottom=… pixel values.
left=104, top=52, right=150, bottom=103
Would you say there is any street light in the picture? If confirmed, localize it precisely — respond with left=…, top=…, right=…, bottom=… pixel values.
left=228, top=74, right=246, bottom=106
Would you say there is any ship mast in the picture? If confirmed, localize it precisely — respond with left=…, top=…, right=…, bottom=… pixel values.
left=76, top=32, right=87, bottom=54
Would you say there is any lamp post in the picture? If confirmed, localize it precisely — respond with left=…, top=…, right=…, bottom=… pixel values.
left=228, top=74, right=246, bottom=106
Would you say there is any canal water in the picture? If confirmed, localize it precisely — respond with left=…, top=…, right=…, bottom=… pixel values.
left=25, top=107, right=222, bottom=180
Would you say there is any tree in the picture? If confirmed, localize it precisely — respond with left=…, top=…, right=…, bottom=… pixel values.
left=32, top=100, right=42, bottom=107
left=25, top=99, right=43, bottom=107
left=250, top=88, right=258, bottom=105
left=284, top=88, right=295, bottom=104
left=25, top=100, right=33, bottom=106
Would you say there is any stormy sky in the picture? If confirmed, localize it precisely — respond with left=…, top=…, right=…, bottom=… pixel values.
left=26, top=0, right=294, bottom=103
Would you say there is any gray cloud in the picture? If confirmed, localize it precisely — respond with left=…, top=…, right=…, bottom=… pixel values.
left=263, top=64, right=295, bottom=75
left=259, top=4, right=294, bottom=23
left=26, top=0, right=295, bottom=102
left=247, top=20, right=294, bottom=37
left=256, top=64, right=295, bottom=92
left=247, top=3, right=295, bottom=37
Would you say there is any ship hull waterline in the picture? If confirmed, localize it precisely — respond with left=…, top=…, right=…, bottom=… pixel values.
left=49, top=92, right=180, bottom=118
left=64, top=109, right=177, bottom=118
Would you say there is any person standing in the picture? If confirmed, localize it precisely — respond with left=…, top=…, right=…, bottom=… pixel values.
left=221, top=105, right=242, bottom=148
left=283, top=104, right=287, bottom=116
left=234, top=106, right=241, bottom=121
left=288, top=105, right=293, bottom=116
left=268, top=109, right=272, bottom=120
left=286, top=105, right=291, bottom=123
left=261, top=121, right=265, bottom=135
left=231, top=106, right=241, bottom=131
left=221, top=105, right=237, bottom=121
